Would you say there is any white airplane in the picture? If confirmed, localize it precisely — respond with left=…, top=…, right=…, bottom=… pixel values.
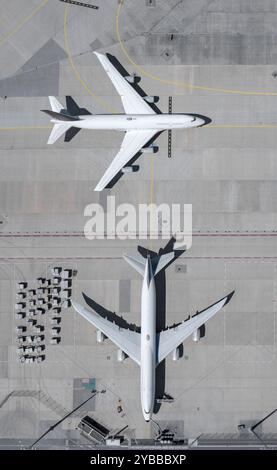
left=72, top=247, right=234, bottom=422
left=42, top=52, right=211, bottom=191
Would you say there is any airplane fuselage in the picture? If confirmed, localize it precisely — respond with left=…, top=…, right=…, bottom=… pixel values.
left=140, top=257, right=156, bottom=422
left=51, top=113, right=205, bottom=131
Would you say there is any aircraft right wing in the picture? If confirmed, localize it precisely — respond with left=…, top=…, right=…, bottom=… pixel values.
left=94, top=129, right=158, bottom=191
left=157, top=291, right=234, bottom=365
left=72, top=300, right=141, bottom=365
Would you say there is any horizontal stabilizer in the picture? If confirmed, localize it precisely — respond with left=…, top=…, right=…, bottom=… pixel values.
left=47, top=123, right=71, bottom=145
left=152, top=252, right=175, bottom=276
left=123, top=250, right=175, bottom=277
left=123, top=254, right=145, bottom=276
left=41, top=110, right=79, bottom=121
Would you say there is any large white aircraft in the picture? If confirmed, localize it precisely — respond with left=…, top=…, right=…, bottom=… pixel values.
left=42, top=52, right=211, bottom=191
left=72, top=247, right=234, bottom=422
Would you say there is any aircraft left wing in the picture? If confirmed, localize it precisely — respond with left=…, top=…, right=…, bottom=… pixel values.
left=72, top=301, right=141, bottom=365
left=157, top=292, right=234, bottom=365
left=94, top=129, right=158, bottom=191
left=94, top=52, right=156, bottom=115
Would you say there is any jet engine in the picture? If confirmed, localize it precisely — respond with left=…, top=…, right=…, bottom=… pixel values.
left=125, top=74, right=140, bottom=84
left=141, top=145, right=159, bottom=154
left=117, top=349, right=127, bottom=362
left=96, top=330, right=106, bottom=343
left=172, top=346, right=180, bottom=361
left=122, top=165, right=138, bottom=173
left=192, top=327, right=201, bottom=342
left=143, top=95, right=156, bottom=103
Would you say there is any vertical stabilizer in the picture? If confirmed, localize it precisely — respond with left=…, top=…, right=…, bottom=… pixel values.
left=49, top=96, right=63, bottom=113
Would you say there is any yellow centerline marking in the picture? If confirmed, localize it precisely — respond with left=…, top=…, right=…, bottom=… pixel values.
left=63, top=5, right=117, bottom=113
left=0, top=0, right=49, bottom=49
left=116, top=0, right=277, bottom=97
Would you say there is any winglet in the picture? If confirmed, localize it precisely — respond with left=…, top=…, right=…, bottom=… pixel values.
left=223, top=290, right=235, bottom=306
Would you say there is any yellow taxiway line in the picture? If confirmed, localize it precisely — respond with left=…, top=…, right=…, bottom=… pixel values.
left=116, top=0, right=277, bottom=97
left=0, top=0, right=49, bottom=49
left=63, top=5, right=117, bottom=113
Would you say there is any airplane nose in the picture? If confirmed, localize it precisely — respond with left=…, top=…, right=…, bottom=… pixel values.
left=197, top=117, right=206, bottom=126
left=143, top=409, right=151, bottom=422
left=194, top=115, right=212, bottom=126
left=188, top=114, right=212, bottom=127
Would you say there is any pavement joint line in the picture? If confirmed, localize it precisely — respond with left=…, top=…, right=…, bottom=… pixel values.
left=1, top=232, right=277, bottom=237
left=0, top=0, right=49, bottom=49
left=63, top=5, right=118, bottom=114
left=116, top=0, right=277, bottom=97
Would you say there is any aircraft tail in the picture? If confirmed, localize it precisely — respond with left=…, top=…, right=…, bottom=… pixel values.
left=42, top=96, right=91, bottom=144
left=49, top=96, right=63, bottom=113
left=47, top=123, right=72, bottom=145
left=124, top=250, right=175, bottom=277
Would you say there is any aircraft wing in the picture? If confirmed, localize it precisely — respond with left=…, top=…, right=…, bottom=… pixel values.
left=94, top=52, right=156, bottom=115
left=72, top=301, right=141, bottom=365
left=157, top=292, right=234, bottom=365
left=94, top=129, right=158, bottom=191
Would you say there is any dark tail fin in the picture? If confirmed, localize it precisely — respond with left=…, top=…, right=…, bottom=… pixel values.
left=42, top=96, right=92, bottom=144
left=66, top=96, right=91, bottom=116
left=64, top=126, right=81, bottom=142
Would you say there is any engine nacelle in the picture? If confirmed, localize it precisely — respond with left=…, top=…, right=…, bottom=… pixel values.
left=172, top=347, right=180, bottom=361
left=143, top=95, right=156, bottom=103
left=117, top=349, right=127, bottom=362
left=122, top=165, right=139, bottom=173
left=192, top=327, right=201, bottom=342
left=125, top=74, right=140, bottom=84
left=141, top=145, right=159, bottom=154
left=96, top=330, right=106, bottom=343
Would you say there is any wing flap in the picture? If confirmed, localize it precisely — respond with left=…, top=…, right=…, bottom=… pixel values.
left=157, top=292, right=234, bottom=365
left=94, top=52, right=156, bottom=115
left=94, top=129, right=157, bottom=191
left=72, top=301, right=141, bottom=365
